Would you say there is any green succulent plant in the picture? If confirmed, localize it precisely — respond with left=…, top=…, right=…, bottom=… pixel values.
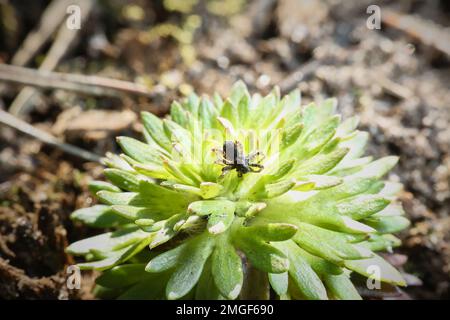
left=68, top=81, right=410, bottom=300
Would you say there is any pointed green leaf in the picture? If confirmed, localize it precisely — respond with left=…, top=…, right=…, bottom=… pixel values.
left=293, top=181, right=316, bottom=191
left=281, top=89, right=301, bottom=116
left=145, top=243, right=188, bottom=273
left=166, top=234, right=214, bottom=299
left=276, top=241, right=328, bottom=300
left=104, top=168, right=141, bottom=192
left=336, top=116, right=359, bottom=136
left=237, top=93, right=251, bottom=126
left=339, top=131, right=369, bottom=162
left=345, top=252, right=406, bottom=286
left=299, top=115, right=340, bottom=155
left=229, top=80, right=248, bottom=106
left=71, top=205, right=127, bottom=228
left=282, top=124, right=303, bottom=148
left=270, top=159, right=296, bottom=181
left=268, top=272, right=289, bottom=296
left=294, top=245, right=343, bottom=276
left=323, top=273, right=362, bottom=300
left=185, top=93, right=200, bottom=115
left=363, top=216, right=410, bottom=234
left=96, top=264, right=147, bottom=289
left=233, top=234, right=289, bottom=274
left=101, top=152, right=133, bottom=170
left=172, top=184, right=202, bottom=196
left=254, top=93, right=277, bottom=126
left=318, top=177, right=378, bottom=201
left=298, top=175, right=342, bottom=190
left=361, top=234, right=401, bottom=251
left=96, top=191, right=137, bottom=205
left=132, top=162, right=170, bottom=179
left=141, top=111, right=171, bottom=150
left=295, top=148, right=349, bottom=176
left=220, top=99, right=239, bottom=127
left=170, top=101, right=188, bottom=127
left=217, top=116, right=237, bottom=138
left=110, top=205, right=165, bottom=221
left=196, top=257, right=226, bottom=300
left=188, top=200, right=235, bottom=217
left=243, top=202, right=267, bottom=218
left=199, top=97, right=217, bottom=129
left=88, top=180, right=121, bottom=193
left=118, top=273, right=169, bottom=300
left=293, top=223, right=372, bottom=264
left=116, top=136, right=163, bottom=164
left=149, top=213, right=185, bottom=248
left=336, top=195, right=391, bottom=220
left=93, top=285, right=124, bottom=299
left=136, top=180, right=195, bottom=213
left=77, top=252, right=125, bottom=271
left=372, top=203, right=404, bottom=217
left=207, top=203, right=235, bottom=234
left=331, top=156, right=373, bottom=176
left=244, top=223, right=298, bottom=241
left=199, top=182, right=223, bottom=199
left=212, top=239, right=243, bottom=299
left=353, top=156, right=399, bottom=179
left=66, top=227, right=148, bottom=255
left=260, top=179, right=296, bottom=199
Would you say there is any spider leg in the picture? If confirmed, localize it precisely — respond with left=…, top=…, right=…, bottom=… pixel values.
left=212, top=148, right=233, bottom=165
left=211, top=148, right=223, bottom=158
left=248, top=151, right=265, bottom=163
left=220, top=165, right=234, bottom=178
left=215, top=158, right=234, bottom=165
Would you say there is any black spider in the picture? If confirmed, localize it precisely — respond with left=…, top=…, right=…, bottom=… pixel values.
left=213, top=140, right=264, bottom=178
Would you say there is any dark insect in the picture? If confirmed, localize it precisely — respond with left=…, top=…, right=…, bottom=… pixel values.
left=213, top=140, right=264, bottom=178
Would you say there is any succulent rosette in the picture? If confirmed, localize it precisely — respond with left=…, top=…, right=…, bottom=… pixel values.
left=68, top=81, right=410, bottom=300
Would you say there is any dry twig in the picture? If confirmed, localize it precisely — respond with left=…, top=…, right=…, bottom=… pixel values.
left=0, top=109, right=101, bottom=162
left=0, top=64, right=155, bottom=98
left=9, top=0, right=94, bottom=117
left=383, top=9, right=450, bottom=58
left=0, top=0, right=72, bottom=95
left=10, top=0, right=73, bottom=67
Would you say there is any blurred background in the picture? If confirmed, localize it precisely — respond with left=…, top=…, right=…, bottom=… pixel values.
left=0, top=0, right=448, bottom=299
